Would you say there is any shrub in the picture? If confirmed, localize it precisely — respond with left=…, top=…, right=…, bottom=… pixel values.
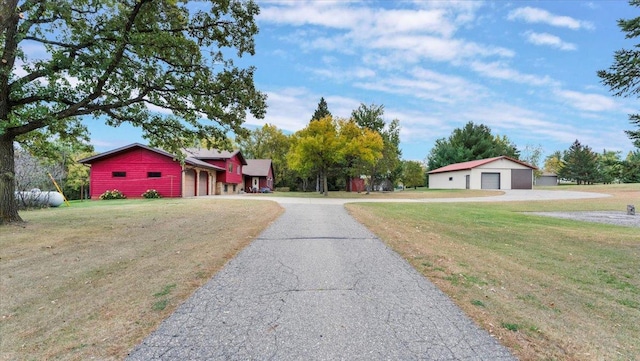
left=99, top=189, right=126, bottom=200
left=142, top=189, right=161, bottom=199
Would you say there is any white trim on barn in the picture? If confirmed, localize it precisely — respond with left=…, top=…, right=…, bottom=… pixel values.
left=428, top=156, right=537, bottom=190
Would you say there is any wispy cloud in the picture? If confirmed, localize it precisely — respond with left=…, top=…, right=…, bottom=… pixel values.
left=507, top=6, right=594, bottom=30
left=524, top=31, right=577, bottom=51
left=259, top=1, right=510, bottom=67
left=354, top=67, right=488, bottom=104
left=554, top=89, right=617, bottom=112
left=469, top=61, right=559, bottom=87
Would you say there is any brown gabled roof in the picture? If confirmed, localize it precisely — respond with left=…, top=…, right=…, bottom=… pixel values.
left=184, top=148, right=247, bottom=165
left=428, top=156, right=536, bottom=174
left=78, top=143, right=225, bottom=171
left=243, top=159, right=273, bottom=177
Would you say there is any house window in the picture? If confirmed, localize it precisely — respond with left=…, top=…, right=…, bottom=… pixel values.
left=147, top=172, right=161, bottom=178
left=224, top=184, right=228, bottom=192
left=449, top=177, right=453, bottom=181
left=237, top=166, right=240, bottom=175
left=228, top=163, right=233, bottom=173
left=112, top=171, right=126, bottom=177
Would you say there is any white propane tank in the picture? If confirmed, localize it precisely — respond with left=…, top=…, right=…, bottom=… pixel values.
left=15, top=189, right=65, bottom=207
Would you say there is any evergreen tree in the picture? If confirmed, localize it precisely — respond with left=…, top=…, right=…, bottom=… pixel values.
left=597, top=0, right=640, bottom=148
left=311, top=97, right=332, bottom=122
left=558, top=140, right=599, bottom=185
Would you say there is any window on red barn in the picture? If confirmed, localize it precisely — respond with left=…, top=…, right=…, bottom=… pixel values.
left=112, top=171, right=126, bottom=177
left=228, top=163, right=233, bottom=173
left=147, top=172, right=161, bottom=178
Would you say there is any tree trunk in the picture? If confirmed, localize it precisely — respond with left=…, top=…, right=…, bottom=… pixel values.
left=322, top=169, right=328, bottom=197
left=0, top=136, right=22, bottom=224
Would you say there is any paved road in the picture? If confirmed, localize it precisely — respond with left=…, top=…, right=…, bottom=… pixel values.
left=128, top=200, right=518, bottom=360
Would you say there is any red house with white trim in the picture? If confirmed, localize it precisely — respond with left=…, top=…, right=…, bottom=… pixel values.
left=79, top=143, right=250, bottom=198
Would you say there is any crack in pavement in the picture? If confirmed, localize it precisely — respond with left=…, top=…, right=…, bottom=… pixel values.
left=127, top=203, right=516, bottom=360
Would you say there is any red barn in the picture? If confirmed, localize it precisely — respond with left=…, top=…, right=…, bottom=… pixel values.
left=243, top=159, right=275, bottom=192
left=79, top=143, right=251, bottom=199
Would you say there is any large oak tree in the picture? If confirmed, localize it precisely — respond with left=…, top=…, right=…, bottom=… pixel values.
left=0, top=0, right=267, bottom=224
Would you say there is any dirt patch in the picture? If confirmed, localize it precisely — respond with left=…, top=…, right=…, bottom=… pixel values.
left=528, top=211, right=640, bottom=228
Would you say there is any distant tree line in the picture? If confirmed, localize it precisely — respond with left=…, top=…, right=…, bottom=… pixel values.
left=544, top=140, right=640, bottom=185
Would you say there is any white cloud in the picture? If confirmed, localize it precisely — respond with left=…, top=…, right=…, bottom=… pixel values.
left=245, top=87, right=360, bottom=132
left=507, top=6, right=594, bottom=30
left=554, top=89, right=617, bottom=112
left=259, top=1, right=511, bottom=68
left=469, top=61, right=558, bottom=87
left=524, top=31, right=577, bottom=51
left=354, top=67, right=488, bottom=104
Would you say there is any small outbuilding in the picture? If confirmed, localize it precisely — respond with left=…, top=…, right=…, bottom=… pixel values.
left=428, top=156, right=537, bottom=190
left=535, top=172, right=558, bottom=186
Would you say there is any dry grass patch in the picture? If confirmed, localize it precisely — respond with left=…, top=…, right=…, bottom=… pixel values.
left=0, top=198, right=283, bottom=361
left=347, top=184, right=640, bottom=361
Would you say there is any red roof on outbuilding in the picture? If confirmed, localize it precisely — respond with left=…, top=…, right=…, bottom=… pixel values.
left=428, top=156, right=536, bottom=174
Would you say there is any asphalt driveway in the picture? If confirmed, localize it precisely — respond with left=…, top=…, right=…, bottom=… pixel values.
left=128, top=200, right=517, bottom=360
left=128, top=190, right=610, bottom=360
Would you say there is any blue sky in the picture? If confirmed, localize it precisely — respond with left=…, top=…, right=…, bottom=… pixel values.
left=87, top=0, right=638, bottom=163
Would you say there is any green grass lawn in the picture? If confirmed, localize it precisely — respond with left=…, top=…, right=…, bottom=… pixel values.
left=346, top=184, right=640, bottom=361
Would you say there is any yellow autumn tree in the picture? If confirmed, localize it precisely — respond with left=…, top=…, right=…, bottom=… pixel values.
left=288, top=116, right=383, bottom=196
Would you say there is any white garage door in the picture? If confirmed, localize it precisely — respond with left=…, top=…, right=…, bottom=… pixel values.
left=481, top=173, right=500, bottom=189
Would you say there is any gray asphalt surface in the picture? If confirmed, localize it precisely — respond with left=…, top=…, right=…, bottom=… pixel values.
left=127, top=202, right=516, bottom=360
left=128, top=190, right=615, bottom=360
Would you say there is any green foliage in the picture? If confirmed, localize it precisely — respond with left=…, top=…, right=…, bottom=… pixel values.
left=501, top=322, right=521, bottom=332
left=142, top=189, right=161, bottom=199
left=236, top=124, right=291, bottom=188
left=152, top=299, right=169, bottom=311
left=288, top=116, right=383, bottom=196
left=153, top=284, right=176, bottom=298
left=597, top=0, right=640, bottom=148
left=426, top=122, right=520, bottom=170
left=558, top=140, right=599, bottom=185
left=543, top=150, right=564, bottom=174
left=99, top=189, right=127, bottom=200
left=351, top=103, right=402, bottom=190
left=621, top=150, right=640, bottom=183
left=597, top=150, right=623, bottom=184
left=1, top=0, right=266, bottom=223
left=401, top=160, right=425, bottom=189
left=311, top=97, right=332, bottom=122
